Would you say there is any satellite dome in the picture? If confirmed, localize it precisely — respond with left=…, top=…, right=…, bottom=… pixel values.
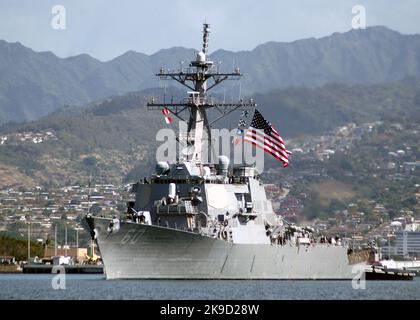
left=218, top=155, right=230, bottom=165
left=155, top=161, right=170, bottom=175
left=196, top=51, right=206, bottom=62
left=203, top=166, right=211, bottom=177
left=218, top=155, right=229, bottom=176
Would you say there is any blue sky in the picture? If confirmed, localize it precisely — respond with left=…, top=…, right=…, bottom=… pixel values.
left=0, top=0, right=419, bottom=61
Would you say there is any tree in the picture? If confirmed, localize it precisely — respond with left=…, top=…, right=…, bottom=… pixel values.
left=42, top=208, right=51, bottom=217
left=83, top=156, right=97, bottom=167
left=0, top=235, right=44, bottom=261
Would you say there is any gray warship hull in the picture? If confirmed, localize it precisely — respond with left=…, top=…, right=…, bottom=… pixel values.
left=84, top=216, right=365, bottom=280
left=81, top=24, right=371, bottom=280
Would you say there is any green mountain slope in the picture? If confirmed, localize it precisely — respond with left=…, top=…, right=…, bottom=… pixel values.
left=1, top=26, right=420, bottom=123
left=0, top=79, right=418, bottom=189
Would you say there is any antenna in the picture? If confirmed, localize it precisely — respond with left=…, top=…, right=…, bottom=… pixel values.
left=87, top=174, right=92, bottom=214
left=202, top=23, right=210, bottom=54
left=65, top=224, right=68, bottom=257
left=27, top=222, right=31, bottom=262
left=147, top=23, right=256, bottom=164
left=54, top=224, right=57, bottom=256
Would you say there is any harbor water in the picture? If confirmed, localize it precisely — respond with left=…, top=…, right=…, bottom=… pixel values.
left=0, top=274, right=419, bottom=300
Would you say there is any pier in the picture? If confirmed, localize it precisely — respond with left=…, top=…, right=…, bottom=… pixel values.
left=364, top=266, right=415, bottom=280
left=22, top=264, right=103, bottom=274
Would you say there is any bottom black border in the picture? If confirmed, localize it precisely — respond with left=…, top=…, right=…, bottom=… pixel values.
left=0, top=300, right=418, bottom=319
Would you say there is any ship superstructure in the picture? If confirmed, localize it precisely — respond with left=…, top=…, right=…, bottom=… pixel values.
left=82, top=24, right=371, bottom=279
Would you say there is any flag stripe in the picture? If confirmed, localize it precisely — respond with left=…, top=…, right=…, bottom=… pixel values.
left=246, top=129, right=288, bottom=153
left=248, top=128, right=286, bottom=151
left=268, top=127, right=291, bottom=154
left=241, top=108, right=290, bottom=166
left=244, top=138, right=289, bottom=167
left=247, top=128, right=292, bottom=155
left=245, top=130, right=289, bottom=159
left=271, top=127, right=284, bottom=143
left=244, top=135, right=289, bottom=164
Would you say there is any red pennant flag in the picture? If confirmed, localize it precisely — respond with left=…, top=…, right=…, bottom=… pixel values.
left=162, top=108, right=172, bottom=124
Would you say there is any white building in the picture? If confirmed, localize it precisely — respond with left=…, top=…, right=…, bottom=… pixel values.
left=395, top=231, right=420, bottom=258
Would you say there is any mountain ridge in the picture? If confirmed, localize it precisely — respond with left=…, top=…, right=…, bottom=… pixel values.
left=1, top=26, right=420, bottom=123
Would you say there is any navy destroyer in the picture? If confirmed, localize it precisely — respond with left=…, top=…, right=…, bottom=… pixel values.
left=82, top=24, right=371, bottom=279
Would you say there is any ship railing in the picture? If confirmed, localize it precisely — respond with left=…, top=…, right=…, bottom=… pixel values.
left=270, top=237, right=349, bottom=247
left=147, top=95, right=248, bottom=109
left=155, top=200, right=198, bottom=215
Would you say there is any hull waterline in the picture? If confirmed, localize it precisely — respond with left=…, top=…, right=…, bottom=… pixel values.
left=83, top=216, right=366, bottom=280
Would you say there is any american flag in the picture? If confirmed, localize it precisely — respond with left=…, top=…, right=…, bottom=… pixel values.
left=244, top=109, right=291, bottom=167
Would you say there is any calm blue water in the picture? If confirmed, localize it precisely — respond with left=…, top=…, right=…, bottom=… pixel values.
left=0, top=274, right=419, bottom=299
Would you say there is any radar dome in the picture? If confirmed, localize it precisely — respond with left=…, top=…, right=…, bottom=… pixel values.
left=155, top=161, right=170, bottom=175
left=203, top=166, right=211, bottom=177
left=218, top=155, right=230, bottom=176
left=196, top=51, right=206, bottom=62
left=218, top=155, right=230, bottom=165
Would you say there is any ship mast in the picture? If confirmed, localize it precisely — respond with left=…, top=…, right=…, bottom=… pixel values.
left=147, top=23, right=256, bottom=164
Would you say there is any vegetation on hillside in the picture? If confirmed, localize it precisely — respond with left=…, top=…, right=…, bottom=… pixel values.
left=1, top=26, right=420, bottom=124
left=0, top=78, right=419, bottom=189
left=0, top=234, right=44, bottom=261
left=256, top=77, right=420, bottom=137
left=289, top=119, right=420, bottom=221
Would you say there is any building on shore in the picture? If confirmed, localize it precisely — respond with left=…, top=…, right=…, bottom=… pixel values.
left=0, top=256, right=16, bottom=264
left=382, top=231, right=420, bottom=259
left=395, top=231, right=420, bottom=258
left=43, top=248, right=88, bottom=263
